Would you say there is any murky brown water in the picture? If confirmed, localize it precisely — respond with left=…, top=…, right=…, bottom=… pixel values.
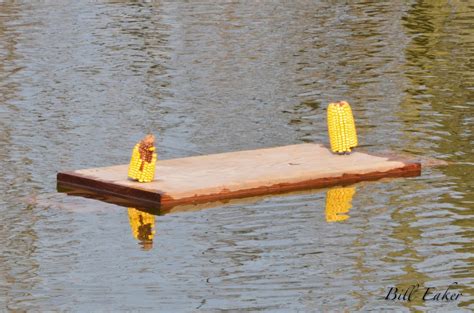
left=0, top=1, right=472, bottom=311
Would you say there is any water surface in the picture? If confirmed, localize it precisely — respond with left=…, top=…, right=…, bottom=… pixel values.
left=0, top=1, right=472, bottom=311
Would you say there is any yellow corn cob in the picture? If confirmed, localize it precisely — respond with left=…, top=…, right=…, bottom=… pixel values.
left=128, top=207, right=156, bottom=243
left=127, top=144, right=141, bottom=178
left=327, top=101, right=358, bottom=154
left=128, top=134, right=157, bottom=183
left=325, top=186, right=356, bottom=222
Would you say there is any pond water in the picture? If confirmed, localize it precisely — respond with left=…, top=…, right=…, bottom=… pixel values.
left=0, top=1, right=472, bottom=312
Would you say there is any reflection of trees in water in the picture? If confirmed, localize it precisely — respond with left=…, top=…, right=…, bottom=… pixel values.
left=400, top=0, right=473, bottom=165
left=386, top=199, right=431, bottom=311
left=399, top=1, right=473, bottom=308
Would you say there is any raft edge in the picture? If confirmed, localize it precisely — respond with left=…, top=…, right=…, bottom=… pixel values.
left=57, top=171, right=162, bottom=207
left=57, top=161, right=421, bottom=209
left=159, top=161, right=421, bottom=207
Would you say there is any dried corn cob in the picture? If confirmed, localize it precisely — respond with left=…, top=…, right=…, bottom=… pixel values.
left=128, top=134, right=157, bottom=183
left=327, top=101, right=358, bottom=154
left=325, top=186, right=356, bottom=222
left=128, top=207, right=156, bottom=247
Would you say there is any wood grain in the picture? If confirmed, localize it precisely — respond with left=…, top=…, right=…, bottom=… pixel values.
left=57, top=143, right=421, bottom=208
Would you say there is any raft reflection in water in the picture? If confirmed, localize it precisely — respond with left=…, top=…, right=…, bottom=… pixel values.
left=125, top=186, right=355, bottom=248
left=128, top=208, right=156, bottom=250
left=325, top=186, right=356, bottom=222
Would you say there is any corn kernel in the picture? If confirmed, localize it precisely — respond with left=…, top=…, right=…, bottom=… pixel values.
left=327, top=101, right=358, bottom=153
left=128, top=134, right=157, bottom=182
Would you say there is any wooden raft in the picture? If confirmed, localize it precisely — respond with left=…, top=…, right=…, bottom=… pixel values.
left=57, top=143, right=421, bottom=208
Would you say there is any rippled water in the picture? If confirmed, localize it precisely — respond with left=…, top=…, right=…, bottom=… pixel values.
left=0, top=1, right=472, bottom=311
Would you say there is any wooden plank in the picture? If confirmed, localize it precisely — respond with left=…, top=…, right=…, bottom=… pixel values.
left=57, top=143, right=421, bottom=208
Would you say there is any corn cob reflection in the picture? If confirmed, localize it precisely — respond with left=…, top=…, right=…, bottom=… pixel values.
left=128, top=134, right=157, bottom=183
left=128, top=207, right=155, bottom=250
left=325, top=186, right=356, bottom=222
left=327, top=101, right=358, bottom=154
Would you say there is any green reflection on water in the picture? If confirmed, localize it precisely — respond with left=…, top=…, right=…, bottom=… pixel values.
left=0, top=0, right=472, bottom=311
left=396, top=0, right=473, bottom=310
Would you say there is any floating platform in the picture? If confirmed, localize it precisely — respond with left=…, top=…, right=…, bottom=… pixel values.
left=57, top=143, right=421, bottom=209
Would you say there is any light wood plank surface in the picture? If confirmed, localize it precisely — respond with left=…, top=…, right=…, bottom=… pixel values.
left=57, top=143, right=421, bottom=207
